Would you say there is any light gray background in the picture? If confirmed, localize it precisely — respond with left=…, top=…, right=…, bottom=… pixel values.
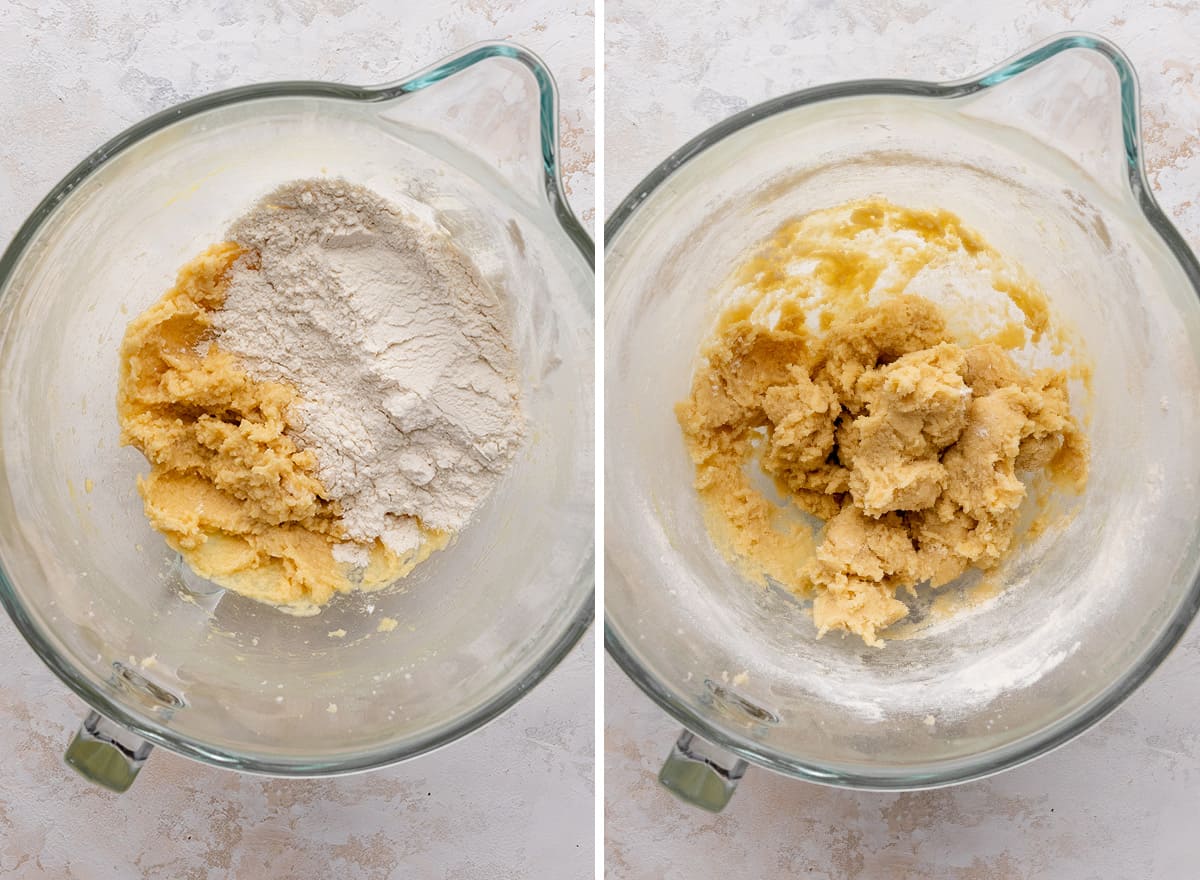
left=0, top=2, right=594, bottom=878
left=604, top=1, right=1200, bottom=878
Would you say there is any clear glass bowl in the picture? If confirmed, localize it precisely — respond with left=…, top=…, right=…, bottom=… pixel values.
left=0, top=43, right=593, bottom=788
left=605, top=33, right=1200, bottom=805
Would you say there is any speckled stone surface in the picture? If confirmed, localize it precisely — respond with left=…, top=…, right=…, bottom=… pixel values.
left=0, top=2, right=593, bottom=878
left=605, top=1, right=1200, bottom=878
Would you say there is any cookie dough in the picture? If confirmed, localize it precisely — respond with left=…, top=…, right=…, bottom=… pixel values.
left=677, top=200, right=1089, bottom=646
left=118, top=244, right=445, bottom=612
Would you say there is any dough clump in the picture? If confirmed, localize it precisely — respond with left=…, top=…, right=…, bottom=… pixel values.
left=676, top=200, right=1089, bottom=645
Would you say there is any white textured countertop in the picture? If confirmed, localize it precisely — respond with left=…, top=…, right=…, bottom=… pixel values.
left=605, top=1, right=1200, bottom=878
left=0, top=2, right=594, bottom=878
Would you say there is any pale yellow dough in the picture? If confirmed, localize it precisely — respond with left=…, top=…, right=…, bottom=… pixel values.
left=676, top=199, right=1089, bottom=646
left=118, top=244, right=446, bottom=612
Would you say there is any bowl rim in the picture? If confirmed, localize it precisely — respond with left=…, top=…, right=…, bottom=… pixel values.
left=0, top=40, right=595, bottom=777
left=603, top=31, right=1200, bottom=790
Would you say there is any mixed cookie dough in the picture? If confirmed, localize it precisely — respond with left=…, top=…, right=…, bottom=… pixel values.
left=677, top=199, right=1089, bottom=646
left=118, top=180, right=522, bottom=614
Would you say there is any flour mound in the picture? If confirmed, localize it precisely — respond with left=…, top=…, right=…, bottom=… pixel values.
left=214, top=178, right=523, bottom=547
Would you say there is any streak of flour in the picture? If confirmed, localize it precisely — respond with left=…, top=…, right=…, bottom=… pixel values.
left=213, top=179, right=523, bottom=557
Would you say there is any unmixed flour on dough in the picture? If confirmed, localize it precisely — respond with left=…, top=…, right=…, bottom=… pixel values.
left=214, top=179, right=523, bottom=560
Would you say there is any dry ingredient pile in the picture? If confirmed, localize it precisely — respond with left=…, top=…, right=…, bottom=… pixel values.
left=118, top=179, right=522, bottom=614
left=676, top=198, right=1089, bottom=646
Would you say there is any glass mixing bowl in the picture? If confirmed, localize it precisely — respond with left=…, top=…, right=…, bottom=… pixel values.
left=606, top=33, right=1200, bottom=809
left=0, top=43, right=593, bottom=791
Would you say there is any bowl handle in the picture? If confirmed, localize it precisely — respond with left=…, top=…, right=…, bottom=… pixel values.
left=63, top=711, right=153, bottom=793
left=658, top=729, right=747, bottom=813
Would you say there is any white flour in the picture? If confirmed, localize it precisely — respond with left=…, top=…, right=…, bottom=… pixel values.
left=213, top=179, right=523, bottom=555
